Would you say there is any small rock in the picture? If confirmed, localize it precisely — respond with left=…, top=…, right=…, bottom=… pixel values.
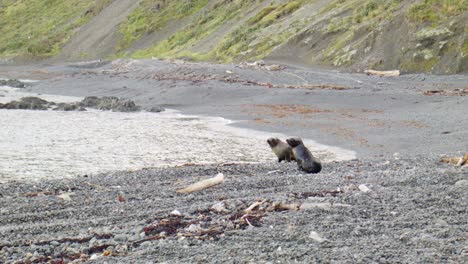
left=433, top=219, right=449, bottom=227
left=170, top=210, right=182, bottom=216
left=148, top=106, right=165, bottom=113
left=56, top=192, right=74, bottom=201
left=358, top=184, right=371, bottom=193
left=113, top=234, right=128, bottom=243
left=89, top=254, right=100, bottom=260
left=50, top=241, right=60, bottom=246
left=309, top=231, right=325, bottom=243
left=454, top=180, right=468, bottom=188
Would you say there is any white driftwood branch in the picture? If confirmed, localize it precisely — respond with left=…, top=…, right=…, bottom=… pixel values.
left=365, top=69, right=400, bottom=77
left=244, top=200, right=267, bottom=213
left=177, top=173, right=225, bottom=194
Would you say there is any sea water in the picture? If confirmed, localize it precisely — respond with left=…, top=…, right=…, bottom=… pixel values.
left=0, top=86, right=355, bottom=183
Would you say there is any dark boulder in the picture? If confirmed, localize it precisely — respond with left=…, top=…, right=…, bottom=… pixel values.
left=0, top=79, right=28, bottom=88
left=0, top=96, right=50, bottom=110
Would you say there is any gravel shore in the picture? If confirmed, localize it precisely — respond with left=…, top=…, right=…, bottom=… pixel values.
left=0, top=59, right=467, bottom=263
left=1, top=156, right=467, bottom=263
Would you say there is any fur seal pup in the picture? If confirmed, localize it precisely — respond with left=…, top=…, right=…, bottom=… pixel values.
left=267, top=138, right=295, bottom=163
left=286, top=137, right=322, bottom=173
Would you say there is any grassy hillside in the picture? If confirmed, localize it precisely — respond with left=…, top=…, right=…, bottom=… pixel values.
left=0, top=0, right=466, bottom=73
left=0, top=0, right=112, bottom=59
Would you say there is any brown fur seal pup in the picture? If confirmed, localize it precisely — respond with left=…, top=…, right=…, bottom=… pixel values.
left=286, top=137, right=322, bottom=173
left=267, top=138, right=295, bottom=163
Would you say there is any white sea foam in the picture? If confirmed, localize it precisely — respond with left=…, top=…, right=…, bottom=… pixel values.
left=0, top=88, right=356, bottom=183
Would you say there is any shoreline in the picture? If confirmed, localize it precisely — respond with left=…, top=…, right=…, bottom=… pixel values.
left=0, top=86, right=355, bottom=184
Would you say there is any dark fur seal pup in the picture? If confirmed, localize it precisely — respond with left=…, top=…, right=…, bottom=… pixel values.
left=267, top=138, right=295, bottom=163
left=286, top=137, right=322, bottom=173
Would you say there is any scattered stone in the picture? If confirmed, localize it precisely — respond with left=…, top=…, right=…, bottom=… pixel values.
left=147, top=106, right=165, bottom=113
left=170, top=210, right=182, bottom=216
left=309, top=231, right=325, bottom=243
left=433, top=219, right=449, bottom=227
left=113, top=234, right=128, bottom=243
left=89, top=254, right=100, bottom=260
left=358, top=184, right=371, bottom=193
left=56, top=192, right=74, bottom=201
left=454, top=180, right=468, bottom=188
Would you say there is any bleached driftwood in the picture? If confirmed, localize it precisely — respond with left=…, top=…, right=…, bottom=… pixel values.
left=456, top=154, right=468, bottom=167
left=244, top=200, right=267, bottom=213
left=365, top=69, right=400, bottom=77
left=177, top=173, right=225, bottom=194
left=440, top=154, right=468, bottom=166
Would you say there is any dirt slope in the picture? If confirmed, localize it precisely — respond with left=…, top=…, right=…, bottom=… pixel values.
left=56, top=0, right=141, bottom=60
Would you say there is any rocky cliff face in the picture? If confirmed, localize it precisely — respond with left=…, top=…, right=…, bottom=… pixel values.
left=0, top=0, right=466, bottom=74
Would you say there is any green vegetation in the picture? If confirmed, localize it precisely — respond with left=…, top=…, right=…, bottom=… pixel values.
left=0, top=0, right=112, bottom=58
left=133, top=0, right=256, bottom=59
left=117, top=0, right=209, bottom=51
left=407, top=0, right=467, bottom=23
left=214, top=0, right=306, bottom=62
left=0, top=0, right=466, bottom=73
left=401, top=57, right=438, bottom=72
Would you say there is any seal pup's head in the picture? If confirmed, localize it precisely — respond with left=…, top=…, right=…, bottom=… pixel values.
left=286, top=137, right=304, bottom=148
left=267, top=138, right=281, bottom=148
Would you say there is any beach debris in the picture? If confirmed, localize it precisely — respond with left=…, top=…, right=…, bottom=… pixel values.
left=23, top=190, right=57, bottom=197
left=440, top=154, right=468, bottom=166
left=244, top=199, right=267, bottom=213
left=265, top=64, right=284, bottom=71
left=117, top=194, right=126, bottom=203
left=309, top=231, right=326, bottom=243
left=177, top=173, right=225, bottom=194
left=269, top=202, right=300, bottom=211
left=343, top=184, right=359, bottom=193
left=290, top=189, right=344, bottom=198
left=211, top=202, right=229, bottom=213
left=57, top=192, right=74, bottom=201
left=225, top=70, right=233, bottom=74
left=423, top=88, right=468, bottom=96
left=358, top=184, right=371, bottom=193
left=149, top=68, right=347, bottom=90
left=364, top=69, right=400, bottom=77
left=300, top=202, right=351, bottom=211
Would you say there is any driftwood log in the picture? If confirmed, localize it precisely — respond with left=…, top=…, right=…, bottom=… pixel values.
left=364, top=69, right=400, bottom=77
left=177, top=173, right=225, bottom=194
